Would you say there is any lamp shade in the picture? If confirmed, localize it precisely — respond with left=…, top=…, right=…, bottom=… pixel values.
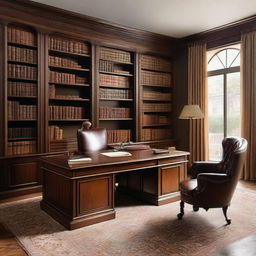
left=179, top=104, right=204, bottom=119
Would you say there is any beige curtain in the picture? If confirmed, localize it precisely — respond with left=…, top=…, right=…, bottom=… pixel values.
left=188, top=42, right=208, bottom=163
left=241, top=31, right=256, bottom=180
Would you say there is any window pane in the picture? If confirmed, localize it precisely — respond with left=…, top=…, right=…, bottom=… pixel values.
left=230, top=53, right=240, bottom=67
left=227, top=72, right=241, bottom=136
left=227, top=49, right=240, bottom=67
left=217, top=50, right=227, bottom=68
left=208, top=55, right=224, bottom=71
left=208, top=75, right=224, bottom=161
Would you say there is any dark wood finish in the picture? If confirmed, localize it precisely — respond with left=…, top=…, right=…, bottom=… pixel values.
left=0, top=0, right=177, bottom=199
left=77, top=175, right=113, bottom=215
left=40, top=149, right=189, bottom=229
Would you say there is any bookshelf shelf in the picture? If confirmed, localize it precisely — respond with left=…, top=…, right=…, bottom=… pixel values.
left=49, top=82, right=90, bottom=87
left=141, top=68, right=171, bottom=74
left=143, top=98, right=171, bottom=102
left=8, top=60, right=37, bottom=66
left=8, top=119, right=37, bottom=122
left=49, top=65, right=90, bottom=72
left=8, top=77, right=37, bottom=82
left=8, top=137, right=37, bottom=141
left=7, top=41, right=37, bottom=49
left=99, top=118, right=133, bottom=121
left=100, top=98, right=133, bottom=101
left=99, top=58, right=133, bottom=65
left=99, top=71, right=133, bottom=77
left=49, top=49, right=90, bottom=58
left=49, top=119, right=88, bottom=122
left=8, top=95, right=37, bottom=99
left=49, top=98, right=90, bottom=102
left=142, top=84, right=171, bottom=88
left=143, top=110, right=172, bottom=113
left=142, top=124, right=171, bottom=127
left=99, top=85, right=131, bottom=90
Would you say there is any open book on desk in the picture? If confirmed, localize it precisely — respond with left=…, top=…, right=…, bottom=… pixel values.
left=68, top=155, right=92, bottom=165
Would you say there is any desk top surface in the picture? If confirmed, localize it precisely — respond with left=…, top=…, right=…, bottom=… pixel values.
left=41, top=149, right=189, bottom=171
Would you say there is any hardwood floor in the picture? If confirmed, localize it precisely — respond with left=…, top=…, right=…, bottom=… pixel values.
left=0, top=182, right=255, bottom=256
left=0, top=193, right=41, bottom=256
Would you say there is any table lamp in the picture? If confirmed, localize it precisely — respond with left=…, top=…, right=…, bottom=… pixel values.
left=179, top=104, right=204, bottom=119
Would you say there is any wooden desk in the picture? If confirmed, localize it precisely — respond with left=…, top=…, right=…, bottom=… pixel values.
left=40, top=149, right=189, bottom=230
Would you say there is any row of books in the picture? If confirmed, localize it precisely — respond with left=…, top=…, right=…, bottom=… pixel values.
left=7, top=141, right=36, bottom=155
left=99, top=107, right=131, bottom=118
left=142, top=114, right=171, bottom=126
left=8, top=64, right=37, bottom=80
left=49, top=71, right=87, bottom=84
left=143, top=103, right=172, bottom=112
left=107, top=129, right=131, bottom=144
left=143, top=90, right=172, bottom=101
left=49, top=105, right=84, bottom=120
left=49, top=55, right=82, bottom=69
left=48, top=84, right=83, bottom=100
left=49, top=138, right=77, bottom=152
left=141, top=128, right=171, bottom=141
left=8, top=101, right=37, bottom=120
left=49, top=37, right=89, bottom=55
left=48, top=125, right=64, bottom=140
left=141, top=71, right=171, bottom=87
left=99, top=74, right=130, bottom=88
left=99, top=60, right=131, bottom=74
left=141, top=55, right=171, bottom=72
left=99, top=88, right=131, bottom=99
left=8, top=26, right=36, bottom=46
left=100, top=47, right=131, bottom=64
left=8, top=81, right=37, bottom=97
left=8, top=127, right=36, bottom=139
left=8, top=45, right=37, bottom=64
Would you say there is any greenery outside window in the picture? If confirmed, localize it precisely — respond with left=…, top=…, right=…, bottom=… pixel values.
left=207, top=45, right=240, bottom=160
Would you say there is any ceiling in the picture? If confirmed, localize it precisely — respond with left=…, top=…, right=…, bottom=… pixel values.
left=32, top=0, right=256, bottom=38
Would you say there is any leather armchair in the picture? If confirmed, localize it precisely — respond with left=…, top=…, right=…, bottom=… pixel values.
left=77, top=121, right=107, bottom=153
left=177, top=136, right=248, bottom=224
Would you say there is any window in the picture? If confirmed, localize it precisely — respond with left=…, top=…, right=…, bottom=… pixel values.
left=207, top=45, right=240, bottom=161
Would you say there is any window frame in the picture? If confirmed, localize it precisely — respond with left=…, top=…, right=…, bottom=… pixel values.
left=207, top=47, right=240, bottom=144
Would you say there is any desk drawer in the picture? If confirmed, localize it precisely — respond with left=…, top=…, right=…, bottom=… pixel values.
left=115, top=160, right=157, bottom=172
left=158, top=156, right=187, bottom=165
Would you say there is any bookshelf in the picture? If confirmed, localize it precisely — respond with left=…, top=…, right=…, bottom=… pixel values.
left=0, top=19, right=174, bottom=200
left=98, top=47, right=135, bottom=144
left=6, top=24, right=39, bottom=156
left=139, top=54, right=173, bottom=145
left=47, top=35, right=91, bottom=152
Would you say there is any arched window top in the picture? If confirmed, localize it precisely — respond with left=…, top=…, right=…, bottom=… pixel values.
left=208, top=48, right=240, bottom=71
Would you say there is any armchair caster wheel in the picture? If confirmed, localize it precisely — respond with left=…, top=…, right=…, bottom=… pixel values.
left=177, top=213, right=184, bottom=220
left=193, top=206, right=199, bottom=212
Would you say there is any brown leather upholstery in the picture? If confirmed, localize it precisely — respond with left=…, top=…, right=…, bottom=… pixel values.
left=77, top=122, right=107, bottom=153
left=178, top=137, right=248, bottom=224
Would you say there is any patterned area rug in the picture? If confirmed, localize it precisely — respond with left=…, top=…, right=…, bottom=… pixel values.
left=0, top=183, right=256, bottom=256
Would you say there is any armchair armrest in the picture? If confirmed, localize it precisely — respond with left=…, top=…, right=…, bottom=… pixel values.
left=197, top=173, right=229, bottom=184
left=196, top=172, right=230, bottom=194
left=189, top=161, right=222, bottom=178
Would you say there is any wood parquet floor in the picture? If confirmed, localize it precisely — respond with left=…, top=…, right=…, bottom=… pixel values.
left=0, top=182, right=255, bottom=256
left=0, top=193, right=41, bottom=256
